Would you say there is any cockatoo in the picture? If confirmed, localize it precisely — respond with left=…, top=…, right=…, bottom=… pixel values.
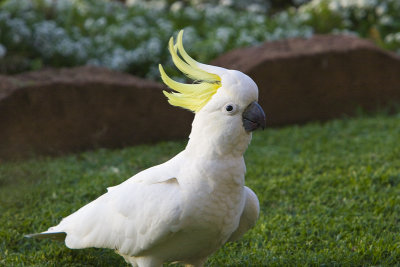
left=27, top=30, right=266, bottom=267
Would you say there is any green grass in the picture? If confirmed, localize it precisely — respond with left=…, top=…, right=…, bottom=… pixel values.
left=1, top=114, right=400, bottom=266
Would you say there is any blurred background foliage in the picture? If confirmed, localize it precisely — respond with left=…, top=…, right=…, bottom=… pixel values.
left=0, top=0, right=399, bottom=79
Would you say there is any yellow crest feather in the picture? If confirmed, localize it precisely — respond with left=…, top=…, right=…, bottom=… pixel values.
left=159, top=30, right=221, bottom=113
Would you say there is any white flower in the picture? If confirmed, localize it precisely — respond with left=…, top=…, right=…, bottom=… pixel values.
left=236, top=31, right=256, bottom=46
left=0, top=44, right=6, bottom=58
left=297, top=11, right=311, bottom=22
left=247, top=3, right=266, bottom=13
left=33, top=21, right=68, bottom=58
left=184, top=6, right=201, bottom=20
left=84, top=18, right=94, bottom=31
left=110, top=167, right=120, bottom=174
left=385, top=34, right=394, bottom=43
left=6, top=18, right=31, bottom=44
left=170, top=1, right=183, bottom=12
left=394, top=32, right=400, bottom=42
left=380, top=15, right=392, bottom=25
left=375, top=3, right=387, bottom=16
left=126, top=0, right=140, bottom=6
left=96, top=17, right=107, bottom=28
left=220, top=0, right=233, bottom=7
left=180, top=26, right=199, bottom=44
left=328, top=1, right=340, bottom=12
left=54, top=0, right=73, bottom=13
left=145, top=37, right=162, bottom=59
left=216, top=27, right=233, bottom=43
left=156, top=18, right=173, bottom=33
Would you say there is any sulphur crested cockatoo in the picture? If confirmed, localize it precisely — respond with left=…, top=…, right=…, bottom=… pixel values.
left=27, top=30, right=266, bottom=267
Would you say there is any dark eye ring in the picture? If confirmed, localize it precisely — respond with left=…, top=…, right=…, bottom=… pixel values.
left=223, top=103, right=237, bottom=114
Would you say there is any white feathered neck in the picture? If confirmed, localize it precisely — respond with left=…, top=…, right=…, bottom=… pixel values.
left=185, top=69, right=258, bottom=159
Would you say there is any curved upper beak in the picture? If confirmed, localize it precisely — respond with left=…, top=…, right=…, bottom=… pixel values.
left=242, top=101, right=266, bottom=132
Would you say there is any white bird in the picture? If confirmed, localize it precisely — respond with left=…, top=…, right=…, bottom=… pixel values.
left=27, top=30, right=266, bottom=267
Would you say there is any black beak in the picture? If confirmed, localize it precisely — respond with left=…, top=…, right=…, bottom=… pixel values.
left=242, top=101, right=266, bottom=132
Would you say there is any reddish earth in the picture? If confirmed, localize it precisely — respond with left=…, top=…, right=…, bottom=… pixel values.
left=0, top=66, right=192, bottom=159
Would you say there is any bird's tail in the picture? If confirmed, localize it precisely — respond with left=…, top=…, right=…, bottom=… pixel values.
left=25, top=232, right=66, bottom=241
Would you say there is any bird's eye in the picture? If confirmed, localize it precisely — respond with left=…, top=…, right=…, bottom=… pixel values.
left=223, top=103, right=237, bottom=115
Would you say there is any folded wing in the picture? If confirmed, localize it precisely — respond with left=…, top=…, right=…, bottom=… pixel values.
left=40, top=154, right=185, bottom=256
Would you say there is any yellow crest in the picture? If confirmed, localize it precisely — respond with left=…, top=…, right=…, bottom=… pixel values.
left=159, top=30, right=221, bottom=113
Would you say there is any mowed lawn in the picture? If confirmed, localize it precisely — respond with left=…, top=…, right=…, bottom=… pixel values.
left=1, top=114, right=399, bottom=266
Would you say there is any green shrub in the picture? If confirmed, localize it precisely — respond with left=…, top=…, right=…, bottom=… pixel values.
left=0, top=0, right=399, bottom=79
left=0, top=0, right=312, bottom=78
left=299, top=0, right=400, bottom=52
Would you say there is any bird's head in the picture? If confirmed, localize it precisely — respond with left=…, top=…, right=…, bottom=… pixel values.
left=159, top=30, right=266, bottom=156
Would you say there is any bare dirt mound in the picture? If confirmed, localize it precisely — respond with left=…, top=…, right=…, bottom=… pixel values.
left=0, top=66, right=192, bottom=160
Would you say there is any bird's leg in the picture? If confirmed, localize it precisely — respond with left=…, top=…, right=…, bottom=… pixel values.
left=184, top=258, right=206, bottom=267
left=130, top=256, right=163, bottom=267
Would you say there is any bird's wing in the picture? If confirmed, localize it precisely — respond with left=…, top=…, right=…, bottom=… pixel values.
left=227, top=186, right=259, bottom=242
left=43, top=153, right=185, bottom=256
left=114, top=151, right=185, bottom=186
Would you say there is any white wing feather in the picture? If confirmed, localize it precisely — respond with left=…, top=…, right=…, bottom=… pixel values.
left=44, top=153, right=185, bottom=256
